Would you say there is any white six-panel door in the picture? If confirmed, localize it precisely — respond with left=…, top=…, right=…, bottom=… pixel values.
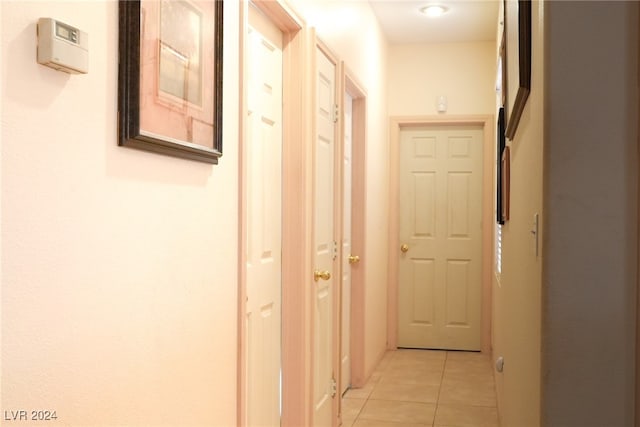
left=398, top=125, right=483, bottom=351
left=340, top=93, right=353, bottom=396
left=313, top=46, right=337, bottom=427
left=245, top=5, right=283, bottom=425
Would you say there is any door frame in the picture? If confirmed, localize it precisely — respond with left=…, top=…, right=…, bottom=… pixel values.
left=338, top=64, right=367, bottom=390
left=238, top=2, right=312, bottom=426
left=387, top=115, right=494, bottom=353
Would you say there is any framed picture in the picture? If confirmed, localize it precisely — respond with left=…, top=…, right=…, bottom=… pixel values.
left=496, top=107, right=506, bottom=224
left=504, top=0, right=531, bottom=140
left=501, top=145, right=511, bottom=222
left=496, top=29, right=506, bottom=109
left=118, top=0, right=223, bottom=164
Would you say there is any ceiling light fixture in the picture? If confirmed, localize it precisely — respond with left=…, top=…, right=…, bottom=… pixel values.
left=420, top=4, right=449, bottom=17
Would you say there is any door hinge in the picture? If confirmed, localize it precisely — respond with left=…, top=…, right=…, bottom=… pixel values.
left=333, top=104, right=339, bottom=123
left=330, top=377, right=337, bottom=398
left=333, top=241, right=338, bottom=261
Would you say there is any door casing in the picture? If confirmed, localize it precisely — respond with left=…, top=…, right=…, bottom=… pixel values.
left=339, top=65, right=367, bottom=391
left=238, top=2, right=312, bottom=426
left=340, top=89, right=354, bottom=397
left=387, top=115, right=494, bottom=353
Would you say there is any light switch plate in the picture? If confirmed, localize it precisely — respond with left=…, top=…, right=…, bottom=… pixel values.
left=532, top=213, right=539, bottom=257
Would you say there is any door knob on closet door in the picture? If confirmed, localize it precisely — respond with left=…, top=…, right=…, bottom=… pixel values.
left=348, top=255, right=360, bottom=264
left=400, top=244, right=409, bottom=253
left=314, top=270, right=331, bottom=282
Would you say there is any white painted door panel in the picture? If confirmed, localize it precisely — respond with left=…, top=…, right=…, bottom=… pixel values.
left=245, top=5, right=283, bottom=426
left=313, top=47, right=337, bottom=427
left=398, top=126, right=483, bottom=351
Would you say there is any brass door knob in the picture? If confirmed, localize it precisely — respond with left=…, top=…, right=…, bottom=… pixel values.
left=348, top=255, right=360, bottom=264
left=400, top=244, right=409, bottom=253
left=314, top=270, right=331, bottom=282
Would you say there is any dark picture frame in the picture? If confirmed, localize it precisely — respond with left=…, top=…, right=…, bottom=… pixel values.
left=504, top=0, right=531, bottom=140
left=118, top=0, right=223, bottom=164
left=496, top=108, right=506, bottom=224
left=501, top=146, right=511, bottom=222
left=498, top=32, right=506, bottom=109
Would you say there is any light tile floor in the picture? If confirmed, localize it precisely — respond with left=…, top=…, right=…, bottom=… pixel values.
left=341, top=349, right=499, bottom=427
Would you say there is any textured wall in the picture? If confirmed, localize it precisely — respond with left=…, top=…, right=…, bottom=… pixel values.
left=388, top=41, right=495, bottom=117
left=1, top=1, right=239, bottom=425
left=543, top=1, right=638, bottom=425
left=494, top=2, right=546, bottom=425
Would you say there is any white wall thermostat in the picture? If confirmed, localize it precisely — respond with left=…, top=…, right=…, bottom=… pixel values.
left=37, top=18, right=88, bottom=74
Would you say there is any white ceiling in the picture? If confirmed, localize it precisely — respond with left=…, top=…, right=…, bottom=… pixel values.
left=368, top=0, right=500, bottom=44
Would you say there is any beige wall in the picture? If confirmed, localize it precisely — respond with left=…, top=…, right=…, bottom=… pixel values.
left=493, top=1, right=545, bottom=425
left=1, top=0, right=391, bottom=425
left=388, top=41, right=495, bottom=117
left=495, top=1, right=639, bottom=425
left=290, top=0, right=391, bottom=377
left=1, top=1, right=239, bottom=425
left=543, top=1, right=638, bottom=425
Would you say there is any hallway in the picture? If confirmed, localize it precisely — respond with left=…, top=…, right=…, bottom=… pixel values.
left=342, top=349, right=498, bottom=427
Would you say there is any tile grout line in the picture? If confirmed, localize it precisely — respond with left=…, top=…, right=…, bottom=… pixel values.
left=351, top=349, right=394, bottom=426
left=349, top=349, right=499, bottom=427
left=432, top=350, right=450, bottom=426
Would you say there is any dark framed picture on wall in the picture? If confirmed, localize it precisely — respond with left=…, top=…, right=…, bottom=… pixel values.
left=501, top=145, right=511, bottom=222
left=496, top=107, right=506, bottom=224
left=118, top=0, right=223, bottom=164
left=504, top=0, right=531, bottom=140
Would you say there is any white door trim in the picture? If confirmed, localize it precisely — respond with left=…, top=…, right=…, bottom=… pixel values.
left=387, top=115, right=494, bottom=353
left=238, top=2, right=311, bottom=426
left=339, top=65, right=367, bottom=390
